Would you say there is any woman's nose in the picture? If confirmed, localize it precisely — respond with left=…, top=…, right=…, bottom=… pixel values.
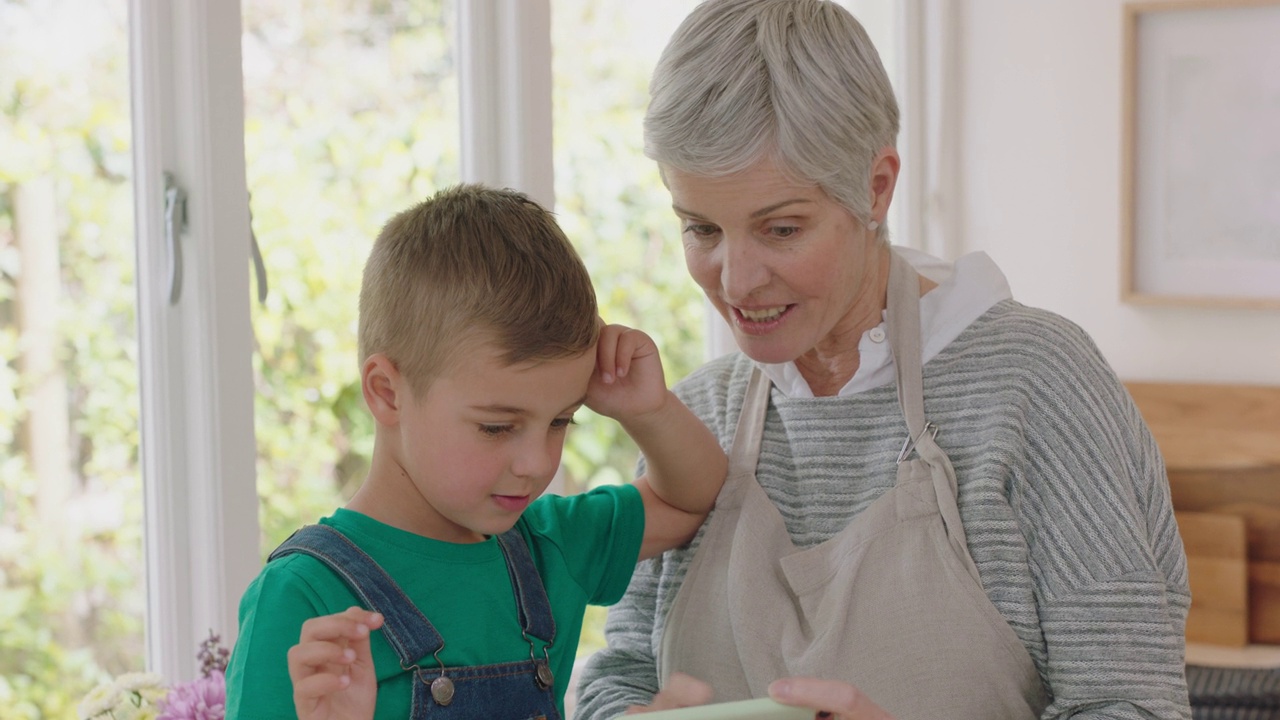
left=720, top=237, right=768, bottom=301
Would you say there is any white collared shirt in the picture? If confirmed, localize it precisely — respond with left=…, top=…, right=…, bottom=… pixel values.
left=758, top=248, right=1013, bottom=398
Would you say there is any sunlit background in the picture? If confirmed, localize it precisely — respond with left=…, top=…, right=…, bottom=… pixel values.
left=0, top=1, right=894, bottom=714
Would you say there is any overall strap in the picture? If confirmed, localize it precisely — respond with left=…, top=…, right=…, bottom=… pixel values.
left=494, top=527, right=556, bottom=646
left=270, top=524, right=444, bottom=668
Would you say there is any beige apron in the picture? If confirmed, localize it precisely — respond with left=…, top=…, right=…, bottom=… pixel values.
left=658, top=251, right=1048, bottom=719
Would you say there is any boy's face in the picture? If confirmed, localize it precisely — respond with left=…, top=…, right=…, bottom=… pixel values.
left=395, top=344, right=596, bottom=543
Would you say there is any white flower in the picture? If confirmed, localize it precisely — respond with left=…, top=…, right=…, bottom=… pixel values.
left=115, top=672, right=167, bottom=692
left=115, top=701, right=160, bottom=720
left=78, top=681, right=122, bottom=719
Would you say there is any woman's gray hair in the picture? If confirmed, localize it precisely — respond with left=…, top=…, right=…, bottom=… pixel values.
left=645, top=0, right=899, bottom=237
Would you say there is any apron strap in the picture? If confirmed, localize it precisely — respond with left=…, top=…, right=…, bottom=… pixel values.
left=885, top=250, right=974, bottom=563
left=887, top=250, right=928, bottom=446
left=887, top=249, right=951, bottom=470
left=727, top=366, right=772, bottom=482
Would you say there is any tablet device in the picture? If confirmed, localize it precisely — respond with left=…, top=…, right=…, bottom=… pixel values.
left=635, top=697, right=816, bottom=719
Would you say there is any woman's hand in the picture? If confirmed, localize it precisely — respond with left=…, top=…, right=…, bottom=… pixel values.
left=623, top=672, right=715, bottom=714
left=769, top=677, right=895, bottom=719
left=289, top=606, right=384, bottom=720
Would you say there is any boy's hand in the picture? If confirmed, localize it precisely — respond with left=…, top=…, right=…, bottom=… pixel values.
left=289, top=606, right=384, bottom=720
left=586, top=323, right=668, bottom=422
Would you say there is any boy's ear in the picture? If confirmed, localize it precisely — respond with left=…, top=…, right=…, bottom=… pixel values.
left=362, top=353, right=402, bottom=425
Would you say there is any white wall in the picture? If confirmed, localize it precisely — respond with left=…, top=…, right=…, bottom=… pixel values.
left=955, top=0, right=1280, bottom=385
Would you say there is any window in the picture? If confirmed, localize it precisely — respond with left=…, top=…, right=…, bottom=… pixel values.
left=241, top=0, right=460, bottom=558
left=0, top=2, right=910, bottom=711
left=0, top=0, right=145, bottom=713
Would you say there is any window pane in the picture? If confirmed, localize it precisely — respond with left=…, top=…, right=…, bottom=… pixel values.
left=242, top=0, right=460, bottom=555
left=550, top=0, right=707, bottom=661
left=0, top=0, right=143, bottom=715
left=552, top=0, right=905, bottom=669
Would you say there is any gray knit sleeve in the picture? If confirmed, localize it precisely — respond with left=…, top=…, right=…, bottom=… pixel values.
left=1007, top=312, right=1191, bottom=719
left=573, top=555, right=666, bottom=719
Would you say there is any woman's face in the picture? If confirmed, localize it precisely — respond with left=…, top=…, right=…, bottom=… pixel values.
left=665, top=157, right=887, bottom=367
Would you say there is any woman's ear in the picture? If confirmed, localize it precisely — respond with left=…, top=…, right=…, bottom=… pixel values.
left=362, top=353, right=402, bottom=426
left=868, top=146, right=901, bottom=223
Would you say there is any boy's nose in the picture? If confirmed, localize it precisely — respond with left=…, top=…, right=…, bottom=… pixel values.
left=512, top=437, right=561, bottom=481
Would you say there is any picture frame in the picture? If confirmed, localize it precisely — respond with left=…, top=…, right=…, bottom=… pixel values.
left=1120, top=0, right=1280, bottom=309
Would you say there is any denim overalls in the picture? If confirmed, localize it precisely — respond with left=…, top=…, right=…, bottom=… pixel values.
left=270, top=524, right=561, bottom=720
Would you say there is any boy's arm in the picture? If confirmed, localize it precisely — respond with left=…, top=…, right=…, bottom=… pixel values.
left=227, top=572, right=333, bottom=718
left=587, top=323, right=727, bottom=560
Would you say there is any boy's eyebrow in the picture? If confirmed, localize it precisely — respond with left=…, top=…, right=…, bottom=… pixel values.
left=472, top=395, right=588, bottom=416
left=473, top=404, right=526, bottom=415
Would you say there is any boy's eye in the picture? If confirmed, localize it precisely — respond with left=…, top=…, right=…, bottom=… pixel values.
left=479, top=424, right=514, bottom=437
left=550, top=416, right=577, bottom=432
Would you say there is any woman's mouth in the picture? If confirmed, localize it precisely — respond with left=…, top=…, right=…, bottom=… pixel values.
left=732, top=304, right=792, bottom=333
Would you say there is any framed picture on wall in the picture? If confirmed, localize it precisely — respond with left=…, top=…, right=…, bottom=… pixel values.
left=1121, top=0, right=1280, bottom=309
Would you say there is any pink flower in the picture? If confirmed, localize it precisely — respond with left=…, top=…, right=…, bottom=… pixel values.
left=157, top=670, right=226, bottom=720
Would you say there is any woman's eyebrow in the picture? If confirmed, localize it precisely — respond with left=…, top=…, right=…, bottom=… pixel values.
left=749, top=198, right=812, bottom=218
left=671, top=198, right=813, bottom=220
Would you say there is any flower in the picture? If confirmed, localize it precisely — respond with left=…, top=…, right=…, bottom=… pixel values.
left=157, top=671, right=225, bottom=720
left=78, top=631, right=228, bottom=720
left=197, top=632, right=230, bottom=678
left=116, top=672, right=168, bottom=696
left=77, top=682, right=123, bottom=719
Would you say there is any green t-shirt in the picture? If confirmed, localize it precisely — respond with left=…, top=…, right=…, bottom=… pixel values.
left=225, top=484, right=644, bottom=719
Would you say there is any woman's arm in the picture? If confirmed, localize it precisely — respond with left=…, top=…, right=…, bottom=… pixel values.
left=1012, top=317, right=1191, bottom=718
left=574, top=556, right=669, bottom=718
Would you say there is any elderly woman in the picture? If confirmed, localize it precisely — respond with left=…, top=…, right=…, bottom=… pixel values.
left=573, top=1, right=1191, bottom=718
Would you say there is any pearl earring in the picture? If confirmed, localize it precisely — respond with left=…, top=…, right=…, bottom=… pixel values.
left=867, top=220, right=880, bottom=231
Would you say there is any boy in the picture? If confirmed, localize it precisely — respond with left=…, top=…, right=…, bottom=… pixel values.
left=224, top=184, right=727, bottom=719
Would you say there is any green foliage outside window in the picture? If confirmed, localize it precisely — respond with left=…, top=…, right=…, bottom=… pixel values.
left=0, top=0, right=703, bottom=714
left=1, top=1, right=145, bottom=716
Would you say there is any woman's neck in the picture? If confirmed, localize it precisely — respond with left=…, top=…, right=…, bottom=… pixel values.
left=794, top=256, right=937, bottom=397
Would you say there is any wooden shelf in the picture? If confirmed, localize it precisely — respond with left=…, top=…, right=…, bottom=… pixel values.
left=1126, top=382, right=1280, bottom=648
left=1187, top=641, right=1280, bottom=669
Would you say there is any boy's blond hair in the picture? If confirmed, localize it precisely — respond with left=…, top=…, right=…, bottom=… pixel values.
left=358, top=184, right=599, bottom=395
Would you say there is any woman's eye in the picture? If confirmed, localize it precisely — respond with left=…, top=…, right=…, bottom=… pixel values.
left=479, top=424, right=514, bottom=437
left=682, top=222, right=719, bottom=239
left=769, top=225, right=800, bottom=239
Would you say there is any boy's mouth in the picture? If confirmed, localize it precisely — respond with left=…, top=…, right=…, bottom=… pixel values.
left=492, top=494, right=531, bottom=512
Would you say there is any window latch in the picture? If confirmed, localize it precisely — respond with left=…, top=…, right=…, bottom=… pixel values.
left=163, top=172, right=187, bottom=305
left=249, top=193, right=268, bottom=306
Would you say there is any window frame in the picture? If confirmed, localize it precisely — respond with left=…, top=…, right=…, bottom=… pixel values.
left=129, top=0, right=259, bottom=681
left=129, top=0, right=557, bottom=680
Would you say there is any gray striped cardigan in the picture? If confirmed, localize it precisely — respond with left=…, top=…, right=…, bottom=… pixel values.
left=575, top=299, right=1191, bottom=720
